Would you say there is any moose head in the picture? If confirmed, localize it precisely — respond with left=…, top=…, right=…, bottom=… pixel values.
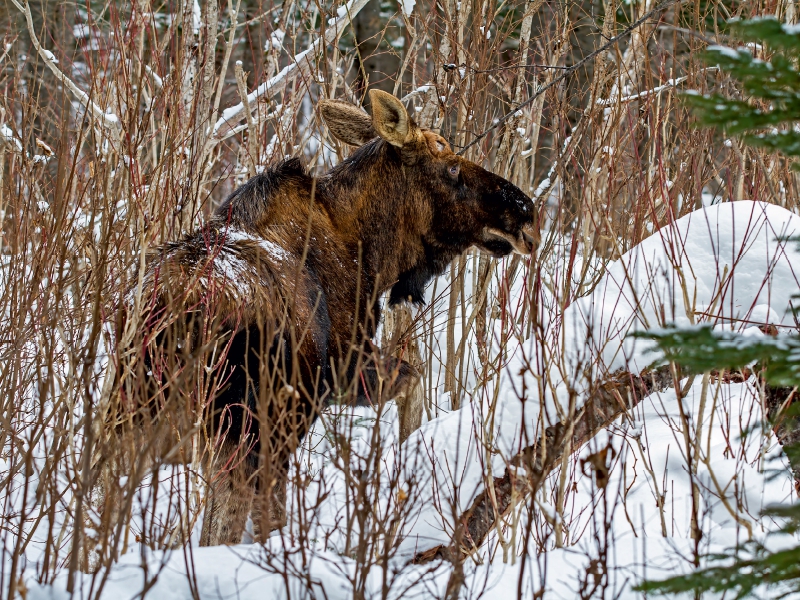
left=319, top=90, right=537, bottom=305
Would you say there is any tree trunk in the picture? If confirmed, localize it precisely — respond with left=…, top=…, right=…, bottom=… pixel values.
left=382, top=303, right=424, bottom=443
left=353, top=0, right=400, bottom=99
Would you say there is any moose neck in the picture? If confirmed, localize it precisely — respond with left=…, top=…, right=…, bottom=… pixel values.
left=318, top=139, right=428, bottom=296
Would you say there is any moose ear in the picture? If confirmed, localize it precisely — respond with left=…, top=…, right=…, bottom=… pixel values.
left=369, top=89, right=414, bottom=147
left=319, top=99, right=377, bottom=146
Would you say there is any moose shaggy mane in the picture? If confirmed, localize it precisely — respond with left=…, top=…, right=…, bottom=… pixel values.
left=214, top=157, right=311, bottom=231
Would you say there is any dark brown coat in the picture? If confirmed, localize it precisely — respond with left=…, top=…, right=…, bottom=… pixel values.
left=125, top=90, right=536, bottom=546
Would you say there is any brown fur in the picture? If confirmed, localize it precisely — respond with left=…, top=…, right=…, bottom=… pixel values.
left=114, top=90, right=536, bottom=548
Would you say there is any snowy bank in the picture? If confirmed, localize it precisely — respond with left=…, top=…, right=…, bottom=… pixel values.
left=9, top=201, right=800, bottom=599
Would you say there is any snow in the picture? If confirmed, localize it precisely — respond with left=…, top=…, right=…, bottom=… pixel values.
left=594, top=71, right=712, bottom=106
left=532, top=136, right=570, bottom=199
left=267, top=29, right=285, bottom=51
left=213, top=0, right=370, bottom=135
left=707, top=45, right=746, bottom=59
left=578, top=201, right=800, bottom=371
left=0, top=123, right=23, bottom=152
left=192, top=0, right=201, bottom=35
left=7, top=201, right=800, bottom=599
left=394, top=200, right=800, bottom=565
left=455, top=379, right=794, bottom=598
left=398, top=0, right=416, bottom=17
left=73, top=23, right=90, bottom=39
left=19, top=380, right=794, bottom=599
left=215, top=57, right=307, bottom=133
left=213, top=250, right=255, bottom=290
left=221, top=227, right=290, bottom=262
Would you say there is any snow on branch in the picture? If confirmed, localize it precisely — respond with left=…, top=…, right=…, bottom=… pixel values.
left=594, top=68, right=718, bottom=106
left=530, top=120, right=587, bottom=201
left=211, top=0, right=370, bottom=136
left=0, top=123, right=23, bottom=153
left=143, top=64, right=163, bottom=89
left=10, top=0, right=121, bottom=139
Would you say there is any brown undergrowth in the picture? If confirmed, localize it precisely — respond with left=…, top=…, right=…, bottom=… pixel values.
left=1, top=0, right=797, bottom=597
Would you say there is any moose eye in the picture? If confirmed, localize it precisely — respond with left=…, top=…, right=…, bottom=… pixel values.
left=448, top=165, right=459, bottom=178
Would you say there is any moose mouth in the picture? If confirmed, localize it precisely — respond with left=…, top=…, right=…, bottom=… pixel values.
left=481, top=223, right=537, bottom=256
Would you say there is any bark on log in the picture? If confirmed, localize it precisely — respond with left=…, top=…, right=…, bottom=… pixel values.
left=412, top=365, right=675, bottom=564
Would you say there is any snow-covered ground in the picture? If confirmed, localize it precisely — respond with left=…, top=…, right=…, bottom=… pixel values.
left=9, top=200, right=800, bottom=599
left=22, top=380, right=796, bottom=600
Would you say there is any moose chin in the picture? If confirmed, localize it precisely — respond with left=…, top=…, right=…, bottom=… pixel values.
left=107, top=89, right=536, bottom=551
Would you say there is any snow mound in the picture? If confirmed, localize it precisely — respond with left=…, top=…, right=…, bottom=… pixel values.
left=571, top=200, right=800, bottom=374
left=399, top=201, right=800, bottom=556
left=11, top=201, right=800, bottom=599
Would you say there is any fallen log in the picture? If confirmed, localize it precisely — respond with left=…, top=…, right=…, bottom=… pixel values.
left=707, top=367, right=800, bottom=489
left=412, top=364, right=800, bottom=565
left=412, top=365, right=675, bottom=564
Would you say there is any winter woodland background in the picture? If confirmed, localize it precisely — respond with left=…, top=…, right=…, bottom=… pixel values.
left=3, top=0, right=800, bottom=598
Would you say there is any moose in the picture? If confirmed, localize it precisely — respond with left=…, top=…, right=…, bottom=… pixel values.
left=107, top=90, right=536, bottom=551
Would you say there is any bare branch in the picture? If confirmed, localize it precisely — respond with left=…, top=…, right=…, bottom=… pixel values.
left=211, top=0, right=371, bottom=136
left=10, top=0, right=121, bottom=139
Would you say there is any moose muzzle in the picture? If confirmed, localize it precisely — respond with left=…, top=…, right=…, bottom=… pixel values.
left=484, top=221, right=538, bottom=256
